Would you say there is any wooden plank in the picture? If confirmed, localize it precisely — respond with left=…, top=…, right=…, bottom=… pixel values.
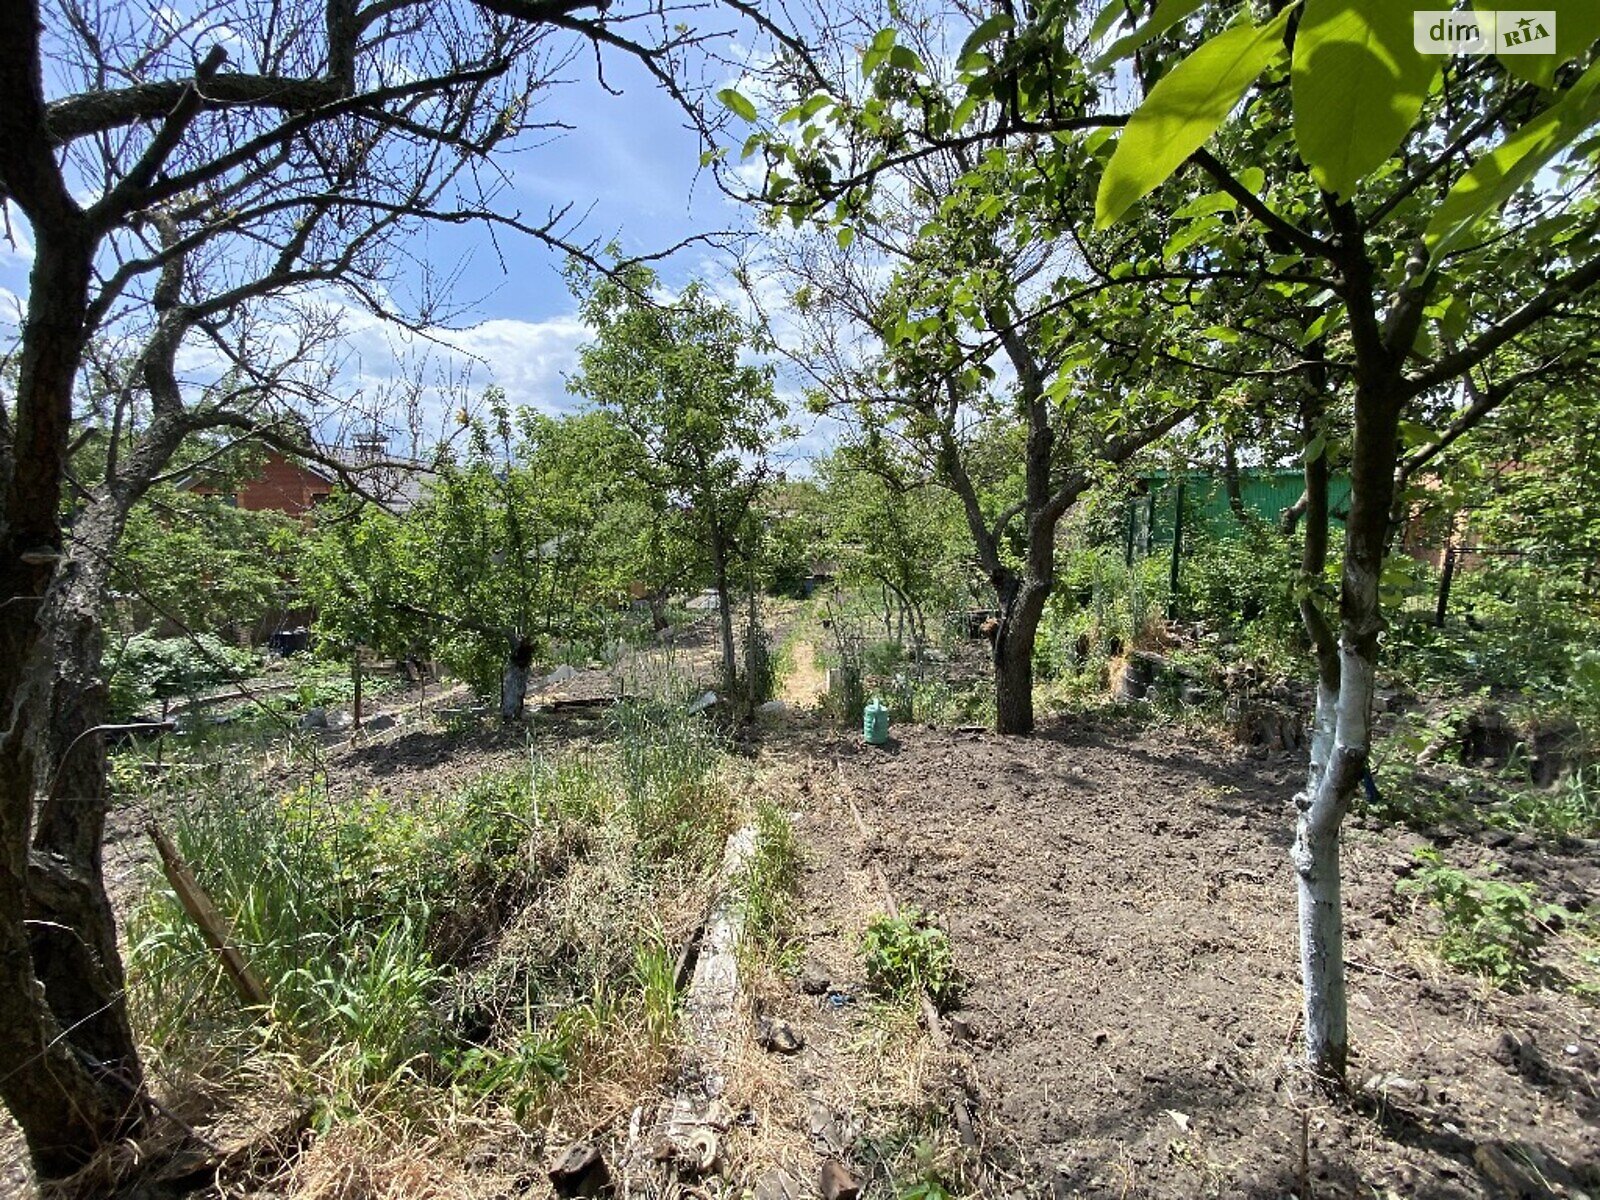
left=841, top=787, right=947, bottom=1050
left=147, top=822, right=270, bottom=1010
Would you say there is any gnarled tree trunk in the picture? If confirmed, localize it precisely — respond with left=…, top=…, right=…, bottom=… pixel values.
left=0, top=217, right=148, bottom=1173
left=992, top=574, right=1050, bottom=736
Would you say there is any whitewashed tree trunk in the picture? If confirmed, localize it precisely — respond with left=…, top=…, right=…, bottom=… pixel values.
left=1292, top=668, right=1359, bottom=1078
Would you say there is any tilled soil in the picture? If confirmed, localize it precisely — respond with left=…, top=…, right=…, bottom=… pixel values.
left=820, top=718, right=1599, bottom=1199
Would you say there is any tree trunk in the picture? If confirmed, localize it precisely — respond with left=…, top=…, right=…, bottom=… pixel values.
left=1293, top=362, right=1402, bottom=1082
left=0, top=213, right=150, bottom=1174
left=711, top=536, right=737, bottom=695
left=992, top=576, right=1049, bottom=735
left=500, top=635, right=533, bottom=721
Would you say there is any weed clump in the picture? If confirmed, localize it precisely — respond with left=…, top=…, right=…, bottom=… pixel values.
left=128, top=704, right=732, bottom=1129
left=734, top=800, right=804, bottom=967
left=861, top=908, right=962, bottom=1012
left=1398, top=849, right=1565, bottom=988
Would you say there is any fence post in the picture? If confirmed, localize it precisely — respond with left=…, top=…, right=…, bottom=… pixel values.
left=1434, top=542, right=1457, bottom=627
left=1167, top=480, right=1185, bottom=620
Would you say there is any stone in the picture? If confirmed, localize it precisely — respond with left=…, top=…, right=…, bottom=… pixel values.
left=820, top=1160, right=862, bottom=1200
left=757, top=1016, right=805, bottom=1054
left=548, top=1142, right=611, bottom=1198
left=1364, top=1073, right=1427, bottom=1104
left=755, top=1168, right=802, bottom=1200
left=364, top=713, right=397, bottom=733
left=807, top=1099, right=861, bottom=1154
left=298, top=707, right=327, bottom=729
left=798, top=961, right=832, bottom=995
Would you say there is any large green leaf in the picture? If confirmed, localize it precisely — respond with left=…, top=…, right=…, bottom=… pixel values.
left=959, top=13, right=1015, bottom=65
left=716, top=88, right=758, bottom=122
left=1095, top=9, right=1290, bottom=229
left=1292, top=0, right=1439, bottom=197
left=1425, top=59, right=1600, bottom=257
left=1087, top=0, right=1131, bottom=45
left=1091, top=0, right=1208, bottom=72
left=1474, top=0, right=1600, bottom=89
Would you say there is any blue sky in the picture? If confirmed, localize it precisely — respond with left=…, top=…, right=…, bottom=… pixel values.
left=0, top=30, right=809, bottom=453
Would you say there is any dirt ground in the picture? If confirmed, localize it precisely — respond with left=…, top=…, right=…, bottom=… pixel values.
left=787, top=718, right=1599, bottom=1199
left=6, top=665, right=1597, bottom=1199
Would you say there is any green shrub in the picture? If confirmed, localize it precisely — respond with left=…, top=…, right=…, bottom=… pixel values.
left=107, top=632, right=259, bottom=717
left=1180, top=523, right=1304, bottom=661
left=1388, top=560, right=1600, bottom=727
left=862, top=908, right=962, bottom=1011
left=1398, top=849, right=1563, bottom=987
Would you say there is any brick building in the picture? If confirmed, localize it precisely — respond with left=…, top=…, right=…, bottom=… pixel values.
left=188, top=450, right=337, bottom=518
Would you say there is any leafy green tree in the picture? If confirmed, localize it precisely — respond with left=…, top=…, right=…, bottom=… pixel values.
left=568, top=261, right=785, bottom=694
left=817, top=437, right=968, bottom=655
left=301, top=400, right=646, bottom=717
left=771, top=132, right=1199, bottom=732
left=114, top=488, right=297, bottom=637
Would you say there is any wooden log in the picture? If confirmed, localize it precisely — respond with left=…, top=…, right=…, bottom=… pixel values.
left=147, top=823, right=270, bottom=1010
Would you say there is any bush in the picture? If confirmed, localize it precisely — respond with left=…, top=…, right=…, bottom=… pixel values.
left=1179, top=522, right=1304, bottom=662
left=861, top=907, right=962, bottom=1011
left=1389, top=559, right=1600, bottom=723
left=1398, top=849, right=1563, bottom=987
left=107, top=632, right=259, bottom=717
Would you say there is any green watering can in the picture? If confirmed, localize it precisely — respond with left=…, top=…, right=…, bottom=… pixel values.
left=863, top=698, right=890, bottom=745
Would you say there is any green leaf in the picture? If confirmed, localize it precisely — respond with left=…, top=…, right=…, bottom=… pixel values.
left=716, top=88, right=758, bottom=123
left=1173, top=190, right=1238, bottom=218
left=959, top=14, right=1015, bottom=64
left=1092, top=0, right=1208, bottom=72
left=1425, top=59, right=1600, bottom=257
left=1235, top=165, right=1266, bottom=192
left=1088, top=0, right=1130, bottom=45
left=1475, top=0, right=1600, bottom=89
left=888, top=44, right=925, bottom=73
left=1291, top=0, right=1440, bottom=198
left=863, top=27, right=898, bottom=78
left=1164, top=213, right=1222, bottom=256
left=1095, top=9, right=1290, bottom=229
left=836, top=226, right=855, bottom=250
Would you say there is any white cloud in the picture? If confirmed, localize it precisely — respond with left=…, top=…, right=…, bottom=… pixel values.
left=0, top=203, right=34, bottom=269
left=338, top=309, right=588, bottom=416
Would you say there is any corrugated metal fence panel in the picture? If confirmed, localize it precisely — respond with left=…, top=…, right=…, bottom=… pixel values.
left=1137, top=470, right=1351, bottom=548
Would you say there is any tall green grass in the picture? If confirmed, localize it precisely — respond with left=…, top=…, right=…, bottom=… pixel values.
left=127, top=702, right=733, bottom=1124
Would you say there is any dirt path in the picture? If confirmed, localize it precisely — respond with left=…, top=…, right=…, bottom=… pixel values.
left=781, top=640, right=829, bottom=710
left=820, top=720, right=1599, bottom=1198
